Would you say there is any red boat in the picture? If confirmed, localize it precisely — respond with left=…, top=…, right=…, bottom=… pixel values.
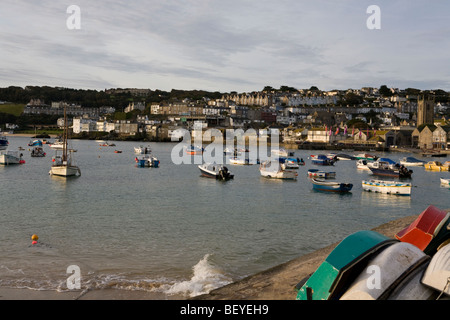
left=395, top=205, right=450, bottom=254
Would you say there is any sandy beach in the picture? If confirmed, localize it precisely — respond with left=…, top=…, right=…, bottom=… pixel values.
left=0, top=214, right=419, bottom=300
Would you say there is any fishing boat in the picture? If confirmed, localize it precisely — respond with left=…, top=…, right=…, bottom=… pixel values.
left=228, top=156, right=252, bottom=165
left=362, top=179, right=412, bottom=196
left=271, top=148, right=288, bottom=157
left=399, top=156, right=426, bottom=166
left=340, top=242, right=430, bottom=300
left=356, top=159, right=372, bottom=170
left=296, top=230, right=397, bottom=300
left=335, top=153, right=356, bottom=160
left=395, top=205, right=450, bottom=256
left=30, top=147, right=46, bottom=157
left=367, top=157, right=397, bottom=169
left=311, top=178, right=352, bottom=193
left=0, top=133, right=8, bottom=150
left=312, top=154, right=335, bottom=166
left=49, top=139, right=64, bottom=150
left=281, top=157, right=304, bottom=169
left=424, top=161, right=449, bottom=172
left=354, top=153, right=378, bottom=161
left=369, top=161, right=413, bottom=178
left=28, top=140, right=43, bottom=147
left=135, top=154, right=160, bottom=167
left=422, top=150, right=447, bottom=157
left=259, top=160, right=298, bottom=180
left=307, top=169, right=336, bottom=179
left=134, top=145, right=151, bottom=154
left=198, top=163, right=234, bottom=181
left=440, top=177, right=450, bottom=186
left=186, top=145, right=204, bottom=155
left=421, top=243, right=450, bottom=298
left=0, top=150, right=24, bottom=165
left=49, top=107, right=81, bottom=177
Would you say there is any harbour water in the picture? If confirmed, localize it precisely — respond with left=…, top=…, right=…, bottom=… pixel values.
left=0, top=136, right=449, bottom=299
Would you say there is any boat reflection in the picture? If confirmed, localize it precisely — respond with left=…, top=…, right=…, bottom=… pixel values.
left=360, top=190, right=411, bottom=208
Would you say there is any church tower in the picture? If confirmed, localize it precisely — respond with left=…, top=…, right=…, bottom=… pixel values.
left=417, top=95, right=435, bottom=127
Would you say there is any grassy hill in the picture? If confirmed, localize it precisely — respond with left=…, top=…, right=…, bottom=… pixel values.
left=0, top=103, right=25, bottom=116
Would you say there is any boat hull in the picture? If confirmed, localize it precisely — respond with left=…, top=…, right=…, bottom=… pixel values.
left=0, top=152, right=22, bottom=165
left=198, top=165, right=234, bottom=180
left=311, top=179, right=352, bottom=193
left=362, top=180, right=411, bottom=196
left=49, top=165, right=80, bottom=177
left=296, top=230, right=396, bottom=300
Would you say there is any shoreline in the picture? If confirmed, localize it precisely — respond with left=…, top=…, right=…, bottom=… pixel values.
left=0, top=214, right=419, bottom=300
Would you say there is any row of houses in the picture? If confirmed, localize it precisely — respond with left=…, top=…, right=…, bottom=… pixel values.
left=282, top=123, right=450, bottom=150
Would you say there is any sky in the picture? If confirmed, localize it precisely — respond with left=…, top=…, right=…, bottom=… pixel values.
left=0, top=0, right=449, bottom=93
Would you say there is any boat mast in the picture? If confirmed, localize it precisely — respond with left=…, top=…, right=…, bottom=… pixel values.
left=63, top=106, right=67, bottom=162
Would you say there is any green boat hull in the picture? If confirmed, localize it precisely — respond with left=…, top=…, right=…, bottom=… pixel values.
left=296, top=230, right=397, bottom=300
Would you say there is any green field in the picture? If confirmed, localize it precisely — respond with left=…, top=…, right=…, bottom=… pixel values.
left=0, top=104, right=25, bottom=116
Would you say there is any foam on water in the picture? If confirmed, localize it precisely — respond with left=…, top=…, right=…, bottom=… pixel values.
left=164, top=254, right=232, bottom=297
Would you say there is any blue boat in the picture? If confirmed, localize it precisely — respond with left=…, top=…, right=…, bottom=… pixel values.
left=28, top=139, right=43, bottom=147
left=311, top=178, right=352, bottom=193
left=312, top=154, right=335, bottom=166
left=0, top=134, right=8, bottom=150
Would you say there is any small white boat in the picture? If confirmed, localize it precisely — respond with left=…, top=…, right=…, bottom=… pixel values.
left=399, top=156, right=426, bottom=166
left=356, top=159, right=372, bottom=170
left=0, top=150, right=24, bottom=165
left=134, top=145, right=151, bottom=154
left=271, top=148, right=288, bottom=157
left=307, top=169, right=336, bottom=179
left=49, top=139, right=64, bottom=150
left=440, top=177, right=450, bottom=186
left=49, top=108, right=80, bottom=177
left=421, top=243, right=450, bottom=298
left=362, top=179, right=412, bottom=196
left=228, top=156, right=252, bottom=165
left=198, top=163, right=234, bottom=180
left=340, top=242, right=429, bottom=300
left=260, top=161, right=298, bottom=180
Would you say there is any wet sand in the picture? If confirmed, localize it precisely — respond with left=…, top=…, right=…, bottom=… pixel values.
left=0, top=215, right=418, bottom=300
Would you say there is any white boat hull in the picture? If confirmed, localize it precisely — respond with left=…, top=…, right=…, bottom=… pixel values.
left=0, top=152, right=21, bottom=165
left=362, top=180, right=412, bottom=196
left=49, top=165, right=80, bottom=177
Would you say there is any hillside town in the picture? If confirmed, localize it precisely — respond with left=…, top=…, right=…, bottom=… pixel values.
left=4, top=86, right=450, bottom=151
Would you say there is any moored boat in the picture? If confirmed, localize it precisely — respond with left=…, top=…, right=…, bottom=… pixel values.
left=198, top=163, right=234, bottom=181
left=259, top=160, right=298, bottom=180
left=369, top=161, right=413, bottom=178
left=31, top=146, right=46, bottom=157
left=356, top=159, right=372, bottom=170
left=134, top=145, right=151, bottom=154
left=49, top=107, right=80, bottom=177
left=354, top=153, right=378, bottom=161
left=399, top=156, right=426, bottom=166
left=335, top=153, right=356, bottom=160
left=362, top=179, right=412, bottom=196
left=307, top=169, right=336, bottom=179
left=424, top=161, right=449, bottom=172
left=0, top=133, right=8, bottom=150
left=311, top=178, right=352, bottom=193
left=0, top=150, right=24, bottom=165
left=135, top=154, right=160, bottom=167
left=312, top=154, right=335, bottom=166
left=28, top=139, right=43, bottom=147
left=186, top=145, right=204, bottom=155
left=440, top=177, right=450, bottom=186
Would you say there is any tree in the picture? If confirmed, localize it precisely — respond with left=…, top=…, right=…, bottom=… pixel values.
left=379, top=85, right=393, bottom=97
